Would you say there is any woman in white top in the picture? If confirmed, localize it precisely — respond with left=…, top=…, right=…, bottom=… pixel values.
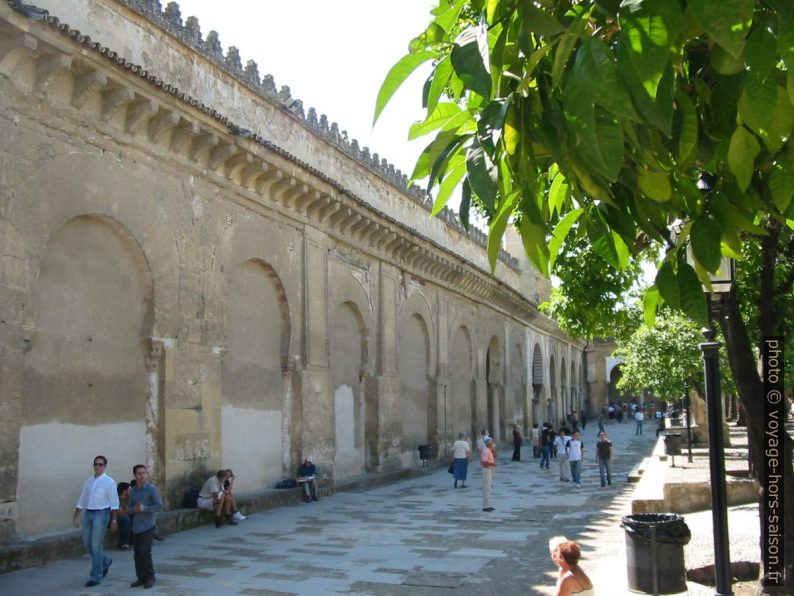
left=451, top=432, right=471, bottom=488
left=549, top=536, right=595, bottom=596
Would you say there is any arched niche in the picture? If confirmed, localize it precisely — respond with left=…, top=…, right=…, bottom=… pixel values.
left=18, top=215, right=153, bottom=535
left=221, top=258, right=290, bottom=491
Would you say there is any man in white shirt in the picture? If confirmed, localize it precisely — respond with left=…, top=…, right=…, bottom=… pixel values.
left=635, top=410, right=645, bottom=435
left=553, top=430, right=571, bottom=482
left=73, top=455, right=120, bottom=587
left=567, top=431, right=584, bottom=487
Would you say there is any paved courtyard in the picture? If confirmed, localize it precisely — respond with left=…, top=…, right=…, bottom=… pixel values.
left=0, top=422, right=655, bottom=595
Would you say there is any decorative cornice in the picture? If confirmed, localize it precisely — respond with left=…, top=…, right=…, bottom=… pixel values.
left=109, top=0, right=518, bottom=270
left=0, top=0, right=552, bottom=330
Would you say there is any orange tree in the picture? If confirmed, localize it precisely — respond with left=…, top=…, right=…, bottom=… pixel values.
left=376, top=0, right=793, bottom=586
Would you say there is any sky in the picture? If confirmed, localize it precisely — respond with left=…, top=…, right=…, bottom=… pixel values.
left=174, top=0, right=436, bottom=181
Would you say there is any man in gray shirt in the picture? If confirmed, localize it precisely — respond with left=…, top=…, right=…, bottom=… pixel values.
left=128, top=464, right=163, bottom=589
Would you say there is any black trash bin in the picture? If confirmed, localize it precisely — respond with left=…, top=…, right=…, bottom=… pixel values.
left=418, top=445, right=432, bottom=466
left=663, top=433, right=682, bottom=455
left=621, top=513, right=691, bottom=594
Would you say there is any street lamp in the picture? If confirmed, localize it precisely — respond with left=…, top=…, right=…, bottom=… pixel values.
left=698, top=255, right=734, bottom=596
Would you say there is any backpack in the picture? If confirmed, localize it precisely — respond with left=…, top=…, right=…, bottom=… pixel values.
left=183, top=487, right=200, bottom=509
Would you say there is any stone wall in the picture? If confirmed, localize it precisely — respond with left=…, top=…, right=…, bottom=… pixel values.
left=0, top=0, right=588, bottom=541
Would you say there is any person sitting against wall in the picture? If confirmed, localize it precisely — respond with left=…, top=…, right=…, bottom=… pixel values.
left=296, top=456, right=319, bottom=503
left=223, top=469, right=246, bottom=522
left=115, top=482, right=132, bottom=550
left=197, top=470, right=238, bottom=527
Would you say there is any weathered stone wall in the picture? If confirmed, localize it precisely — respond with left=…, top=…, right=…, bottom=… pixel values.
left=0, top=0, right=588, bottom=541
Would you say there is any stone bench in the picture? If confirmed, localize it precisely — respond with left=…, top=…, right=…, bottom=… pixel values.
left=0, top=464, right=440, bottom=574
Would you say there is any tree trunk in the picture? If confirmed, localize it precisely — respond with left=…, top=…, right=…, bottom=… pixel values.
left=719, top=293, right=794, bottom=590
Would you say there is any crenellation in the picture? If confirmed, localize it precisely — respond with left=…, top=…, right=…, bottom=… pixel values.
left=289, top=98, right=304, bottom=118
left=203, top=30, right=222, bottom=61
left=306, top=107, right=318, bottom=127
left=183, top=15, right=201, bottom=44
left=242, top=59, right=259, bottom=86
left=277, top=84, right=291, bottom=104
left=163, top=1, right=182, bottom=32
left=261, top=73, right=276, bottom=96
left=224, top=45, right=242, bottom=74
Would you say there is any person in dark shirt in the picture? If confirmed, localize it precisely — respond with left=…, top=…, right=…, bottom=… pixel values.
left=540, top=424, right=553, bottom=470
left=595, top=432, right=613, bottom=487
left=115, top=482, right=131, bottom=550
left=511, top=425, right=522, bottom=461
left=128, top=464, right=163, bottom=589
left=296, top=456, right=319, bottom=503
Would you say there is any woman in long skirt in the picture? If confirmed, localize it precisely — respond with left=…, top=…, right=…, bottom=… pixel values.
left=451, top=432, right=471, bottom=488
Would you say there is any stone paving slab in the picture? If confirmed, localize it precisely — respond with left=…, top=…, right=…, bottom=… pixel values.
left=0, top=421, right=735, bottom=595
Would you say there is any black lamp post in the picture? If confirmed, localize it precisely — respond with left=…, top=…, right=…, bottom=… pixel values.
left=699, top=256, right=734, bottom=596
left=685, top=392, right=693, bottom=463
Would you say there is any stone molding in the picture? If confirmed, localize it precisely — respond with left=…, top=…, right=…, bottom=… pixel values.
left=107, top=0, right=517, bottom=268
left=0, top=1, right=572, bottom=337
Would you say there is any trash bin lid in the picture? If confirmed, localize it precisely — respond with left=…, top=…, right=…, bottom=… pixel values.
left=621, top=513, right=691, bottom=544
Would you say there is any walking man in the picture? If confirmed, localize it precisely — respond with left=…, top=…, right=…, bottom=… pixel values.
left=635, top=409, right=645, bottom=435
left=554, top=430, right=571, bottom=482
left=596, top=432, right=613, bottom=487
left=128, top=464, right=162, bottom=589
left=568, top=430, right=584, bottom=487
left=73, top=455, right=119, bottom=587
left=481, top=438, right=497, bottom=511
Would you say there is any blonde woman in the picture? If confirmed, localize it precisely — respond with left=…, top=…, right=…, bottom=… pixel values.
left=549, top=536, right=595, bottom=596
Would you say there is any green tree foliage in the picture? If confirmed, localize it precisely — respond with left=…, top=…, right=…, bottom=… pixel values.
left=613, top=311, right=704, bottom=399
left=378, top=1, right=794, bottom=583
left=376, top=0, right=794, bottom=327
left=540, top=233, right=642, bottom=340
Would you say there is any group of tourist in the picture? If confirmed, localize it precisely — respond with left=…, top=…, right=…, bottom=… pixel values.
left=448, top=419, right=618, bottom=516
left=74, top=456, right=252, bottom=589
left=73, top=456, right=163, bottom=589
left=74, top=451, right=323, bottom=588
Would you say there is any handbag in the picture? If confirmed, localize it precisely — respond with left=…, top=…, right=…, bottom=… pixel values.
left=447, top=462, right=454, bottom=474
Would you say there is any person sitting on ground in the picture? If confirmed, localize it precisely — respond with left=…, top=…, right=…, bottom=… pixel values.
left=116, top=482, right=132, bottom=550
left=197, top=470, right=238, bottom=527
left=296, top=456, right=319, bottom=502
left=549, top=536, right=595, bottom=596
left=223, top=469, right=246, bottom=521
